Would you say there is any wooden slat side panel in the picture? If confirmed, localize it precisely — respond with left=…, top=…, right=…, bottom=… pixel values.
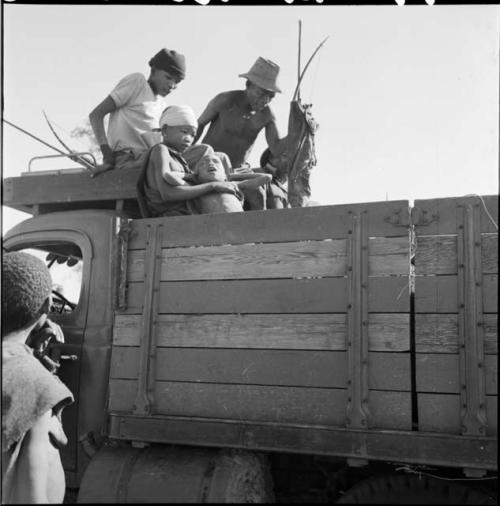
left=108, top=380, right=411, bottom=429
left=127, top=237, right=409, bottom=282
left=415, top=314, right=497, bottom=354
left=416, top=354, right=497, bottom=395
left=414, top=275, right=498, bottom=313
left=113, top=313, right=410, bottom=352
left=368, top=391, right=411, bottom=430
left=4, top=169, right=139, bottom=205
left=128, top=200, right=411, bottom=249
left=108, top=379, right=347, bottom=425
left=415, top=234, right=497, bottom=275
left=413, top=196, right=498, bottom=235
left=122, top=277, right=410, bottom=315
left=110, top=347, right=411, bottom=391
left=418, top=394, right=497, bottom=436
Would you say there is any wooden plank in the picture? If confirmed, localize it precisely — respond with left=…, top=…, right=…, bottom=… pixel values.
left=111, top=349, right=349, bottom=387
left=413, top=195, right=498, bottom=235
left=3, top=168, right=139, bottom=205
left=416, top=354, right=497, bottom=395
left=368, top=391, right=411, bottom=430
left=123, top=276, right=410, bottom=315
left=415, top=234, right=497, bottom=275
left=109, top=413, right=498, bottom=470
left=109, top=379, right=348, bottom=425
left=110, top=347, right=411, bottom=391
left=414, top=274, right=498, bottom=313
left=127, top=237, right=409, bottom=282
left=128, top=200, right=411, bottom=249
left=108, top=380, right=411, bottom=429
left=418, top=394, right=497, bottom=436
left=113, top=313, right=410, bottom=352
left=415, top=314, right=497, bottom=354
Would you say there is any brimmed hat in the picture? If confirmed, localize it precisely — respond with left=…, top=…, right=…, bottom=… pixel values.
left=239, top=57, right=281, bottom=94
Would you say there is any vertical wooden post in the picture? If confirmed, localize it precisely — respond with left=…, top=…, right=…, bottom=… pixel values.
left=346, top=210, right=370, bottom=430
left=116, top=218, right=129, bottom=311
left=457, top=202, right=487, bottom=436
left=133, top=222, right=163, bottom=415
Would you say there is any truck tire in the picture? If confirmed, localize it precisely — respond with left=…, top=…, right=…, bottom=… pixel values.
left=336, top=474, right=496, bottom=504
left=77, top=444, right=274, bottom=503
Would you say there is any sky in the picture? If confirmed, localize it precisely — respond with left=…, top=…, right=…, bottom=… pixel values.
left=2, top=3, right=499, bottom=234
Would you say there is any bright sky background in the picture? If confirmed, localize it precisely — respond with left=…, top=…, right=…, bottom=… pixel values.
left=2, top=4, right=499, bottom=234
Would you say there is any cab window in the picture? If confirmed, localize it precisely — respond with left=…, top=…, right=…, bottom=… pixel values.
left=14, top=243, right=83, bottom=315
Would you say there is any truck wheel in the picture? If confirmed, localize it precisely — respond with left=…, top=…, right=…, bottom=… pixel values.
left=78, top=445, right=274, bottom=503
left=336, top=474, right=496, bottom=504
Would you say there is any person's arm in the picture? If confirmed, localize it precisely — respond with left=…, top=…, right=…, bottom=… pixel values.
left=161, top=181, right=238, bottom=202
left=14, top=411, right=63, bottom=503
left=236, top=173, right=273, bottom=191
left=89, top=95, right=117, bottom=165
left=264, top=109, right=282, bottom=156
left=149, top=144, right=194, bottom=187
left=193, top=94, right=224, bottom=144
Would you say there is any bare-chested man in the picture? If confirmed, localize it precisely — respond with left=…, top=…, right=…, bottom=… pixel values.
left=192, top=57, right=285, bottom=210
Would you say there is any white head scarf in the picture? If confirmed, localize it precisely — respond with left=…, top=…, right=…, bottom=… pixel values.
left=160, top=105, right=198, bottom=129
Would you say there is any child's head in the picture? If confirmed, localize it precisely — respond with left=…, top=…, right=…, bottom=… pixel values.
left=159, top=105, right=197, bottom=153
left=2, top=252, right=53, bottom=337
left=194, top=154, right=227, bottom=183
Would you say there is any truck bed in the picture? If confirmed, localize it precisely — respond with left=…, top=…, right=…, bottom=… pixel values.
left=107, top=196, right=497, bottom=471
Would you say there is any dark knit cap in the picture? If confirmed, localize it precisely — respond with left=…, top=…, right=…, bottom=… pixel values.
left=2, top=252, right=53, bottom=336
left=149, top=48, right=186, bottom=80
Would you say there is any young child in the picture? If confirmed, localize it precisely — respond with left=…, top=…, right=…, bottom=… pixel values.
left=192, top=153, right=272, bottom=214
left=138, top=105, right=238, bottom=217
left=2, top=252, right=74, bottom=504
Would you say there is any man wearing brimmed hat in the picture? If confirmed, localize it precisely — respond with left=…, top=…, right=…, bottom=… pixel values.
left=89, top=48, right=186, bottom=171
left=2, top=252, right=74, bottom=503
left=192, top=57, right=284, bottom=210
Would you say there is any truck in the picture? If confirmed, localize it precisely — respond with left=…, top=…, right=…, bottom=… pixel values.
left=2, top=163, right=497, bottom=503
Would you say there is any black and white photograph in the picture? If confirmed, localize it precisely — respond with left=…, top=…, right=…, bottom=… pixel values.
left=1, top=1, right=498, bottom=503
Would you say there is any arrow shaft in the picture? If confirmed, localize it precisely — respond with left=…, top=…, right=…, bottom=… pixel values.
left=3, top=119, right=68, bottom=155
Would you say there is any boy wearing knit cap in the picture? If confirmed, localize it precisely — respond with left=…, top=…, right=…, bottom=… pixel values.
left=138, top=105, right=238, bottom=217
left=2, top=252, right=74, bottom=503
left=89, top=48, right=186, bottom=171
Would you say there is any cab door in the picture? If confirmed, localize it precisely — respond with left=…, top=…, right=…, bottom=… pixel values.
left=3, top=210, right=120, bottom=487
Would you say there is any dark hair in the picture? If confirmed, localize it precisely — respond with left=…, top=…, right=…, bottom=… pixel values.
left=2, top=252, right=52, bottom=336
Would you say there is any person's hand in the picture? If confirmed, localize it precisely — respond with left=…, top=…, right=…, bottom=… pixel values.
left=26, top=319, right=65, bottom=373
left=211, top=182, right=238, bottom=194
left=100, top=144, right=116, bottom=167
left=264, top=162, right=278, bottom=176
left=27, top=319, right=65, bottom=351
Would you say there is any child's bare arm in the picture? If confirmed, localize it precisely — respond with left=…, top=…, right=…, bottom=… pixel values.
left=15, top=411, right=54, bottom=503
left=161, top=181, right=238, bottom=202
left=151, top=144, right=191, bottom=186
left=236, top=173, right=273, bottom=190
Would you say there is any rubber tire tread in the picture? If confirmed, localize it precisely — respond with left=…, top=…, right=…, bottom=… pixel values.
left=336, top=473, right=495, bottom=504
